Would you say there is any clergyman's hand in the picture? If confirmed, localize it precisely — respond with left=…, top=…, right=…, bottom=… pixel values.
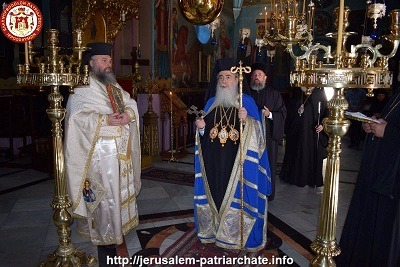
left=195, top=118, right=206, bottom=129
left=362, top=121, right=372, bottom=133
left=362, top=115, right=376, bottom=134
left=315, top=125, right=323, bottom=133
left=107, top=113, right=122, bottom=126
left=370, top=119, right=387, bottom=138
left=119, top=112, right=131, bottom=125
left=238, top=107, right=247, bottom=121
left=263, top=106, right=270, bottom=117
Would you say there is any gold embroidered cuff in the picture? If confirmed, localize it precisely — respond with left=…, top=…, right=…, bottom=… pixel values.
left=124, top=108, right=136, bottom=121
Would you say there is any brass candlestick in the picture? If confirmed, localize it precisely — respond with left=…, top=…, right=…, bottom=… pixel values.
left=17, top=29, right=95, bottom=266
left=287, top=1, right=399, bottom=266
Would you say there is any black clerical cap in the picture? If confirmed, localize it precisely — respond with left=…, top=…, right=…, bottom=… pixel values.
left=205, top=58, right=250, bottom=101
left=250, top=62, right=268, bottom=76
left=82, top=42, right=113, bottom=66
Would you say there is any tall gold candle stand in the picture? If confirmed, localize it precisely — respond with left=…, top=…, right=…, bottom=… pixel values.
left=17, top=29, right=95, bottom=266
left=286, top=1, right=399, bottom=266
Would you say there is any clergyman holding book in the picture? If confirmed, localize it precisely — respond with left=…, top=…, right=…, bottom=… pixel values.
left=64, top=42, right=141, bottom=266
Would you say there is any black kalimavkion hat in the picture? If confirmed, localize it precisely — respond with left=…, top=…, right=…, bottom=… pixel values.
left=82, top=42, right=113, bottom=66
left=250, top=62, right=268, bottom=76
left=205, top=58, right=251, bottom=101
left=249, top=61, right=273, bottom=87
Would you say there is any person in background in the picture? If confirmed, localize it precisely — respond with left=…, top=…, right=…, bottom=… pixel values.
left=248, top=62, right=286, bottom=201
left=280, top=87, right=328, bottom=187
left=194, top=58, right=271, bottom=251
left=64, top=42, right=141, bottom=266
left=345, top=88, right=366, bottom=149
left=367, top=89, right=389, bottom=118
left=338, top=90, right=400, bottom=266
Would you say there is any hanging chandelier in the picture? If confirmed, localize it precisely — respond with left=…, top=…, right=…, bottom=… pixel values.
left=262, top=0, right=314, bottom=47
left=289, top=2, right=399, bottom=94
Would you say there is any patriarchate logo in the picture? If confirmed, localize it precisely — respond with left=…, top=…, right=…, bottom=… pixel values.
left=1, top=0, right=43, bottom=42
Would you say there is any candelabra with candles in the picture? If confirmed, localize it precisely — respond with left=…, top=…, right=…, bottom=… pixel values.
left=286, top=1, right=399, bottom=266
left=17, top=29, right=95, bottom=266
left=262, top=0, right=314, bottom=46
left=255, top=1, right=315, bottom=65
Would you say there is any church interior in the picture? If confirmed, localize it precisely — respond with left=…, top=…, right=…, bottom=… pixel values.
left=0, top=0, right=400, bottom=266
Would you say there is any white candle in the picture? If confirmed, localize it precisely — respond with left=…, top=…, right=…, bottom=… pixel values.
left=264, top=7, right=267, bottom=30
left=170, top=91, right=173, bottom=111
left=337, top=0, right=345, bottom=56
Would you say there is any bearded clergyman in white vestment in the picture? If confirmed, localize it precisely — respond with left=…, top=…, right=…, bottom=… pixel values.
left=64, top=42, right=141, bottom=264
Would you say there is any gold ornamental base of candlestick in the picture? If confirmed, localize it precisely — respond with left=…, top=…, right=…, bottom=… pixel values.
left=41, top=248, right=97, bottom=267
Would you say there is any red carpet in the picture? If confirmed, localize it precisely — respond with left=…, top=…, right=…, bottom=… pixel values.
left=148, top=226, right=295, bottom=267
left=141, top=167, right=194, bottom=186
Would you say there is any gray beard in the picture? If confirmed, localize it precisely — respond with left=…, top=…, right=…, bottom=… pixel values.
left=209, top=84, right=238, bottom=111
left=250, top=81, right=265, bottom=91
left=92, top=70, right=117, bottom=86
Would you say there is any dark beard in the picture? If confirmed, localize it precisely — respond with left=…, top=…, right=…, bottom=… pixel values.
left=250, top=81, right=265, bottom=91
left=92, top=70, right=117, bottom=85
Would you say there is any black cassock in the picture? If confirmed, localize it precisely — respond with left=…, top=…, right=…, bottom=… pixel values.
left=200, top=107, right=240, bottom=210
left=338, top=91, right=400, bottom=266
left=280, top=87, right=328, bottom=187
left=250, top=87, right=287, bottom=200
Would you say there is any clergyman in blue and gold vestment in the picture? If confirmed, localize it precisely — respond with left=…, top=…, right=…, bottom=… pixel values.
left=194, top=58, right=272, bottom=251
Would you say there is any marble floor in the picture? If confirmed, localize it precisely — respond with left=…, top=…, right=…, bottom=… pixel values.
left=0, top=136, right=363, bottom=267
